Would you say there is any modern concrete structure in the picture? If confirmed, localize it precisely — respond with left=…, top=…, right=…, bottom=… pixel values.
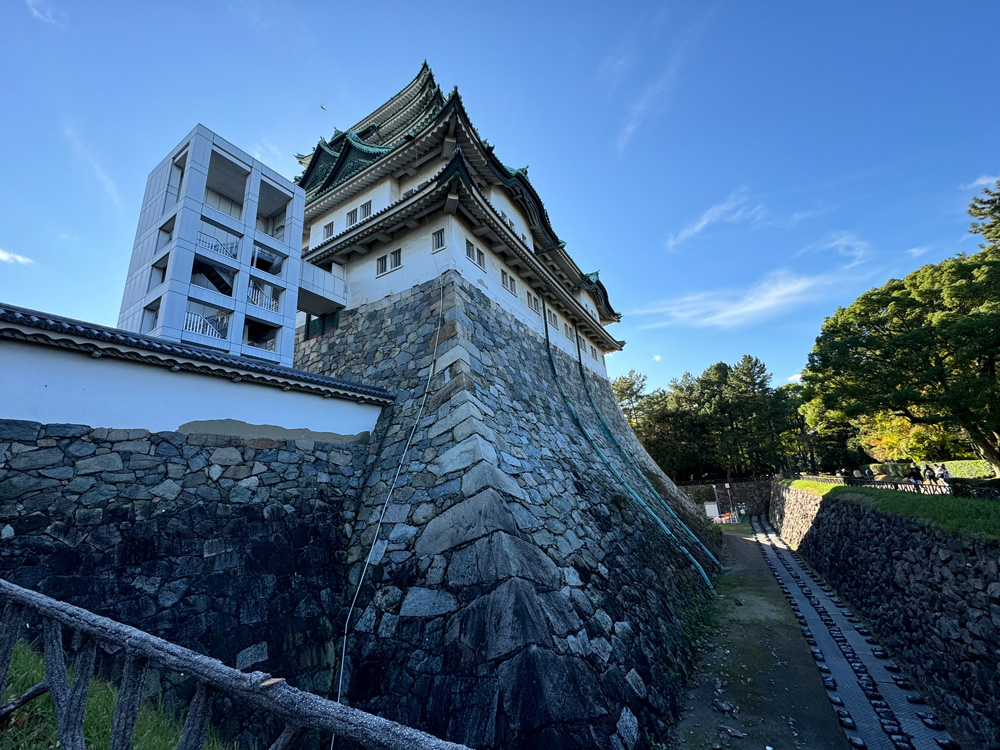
left=118, top=125, right=344, bottom=367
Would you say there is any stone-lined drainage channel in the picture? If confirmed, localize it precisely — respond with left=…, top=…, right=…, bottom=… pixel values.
left=750, top=516, right=959, bottom=750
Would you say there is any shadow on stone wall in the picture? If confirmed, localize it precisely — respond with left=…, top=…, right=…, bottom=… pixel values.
left=0, top=420, right=368, bottom=745
left=770, top=482, right=1000, bottom=748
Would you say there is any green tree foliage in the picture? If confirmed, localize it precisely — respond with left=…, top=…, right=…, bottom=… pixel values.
left=805, top=181, right=1000, bottom=477
left=613, top=356, right=810, bottom=481
left=611, top=369, right=648, bottom=426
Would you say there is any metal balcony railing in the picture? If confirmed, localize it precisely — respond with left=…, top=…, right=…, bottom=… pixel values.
left=197, top=232, right=239, bottom=259
left=0, top=578, right=469, bottom=750
left=247, top=282, right=279, bottom=313
left=184, top=311, right=229, bottom=339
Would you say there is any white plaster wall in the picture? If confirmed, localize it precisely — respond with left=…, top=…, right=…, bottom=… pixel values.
left=488, top=190, right=533, bottom=250
left=344, top=216, right=457, bottom=308
left=307, top=180, right=396, bottom=250
left=397, top=160, right=446, bottom=197
left=1, top=341, right=381, bottom=436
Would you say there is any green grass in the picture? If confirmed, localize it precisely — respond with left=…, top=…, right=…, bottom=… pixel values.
left=783, top=479, right=1000, bottom=539
left=1, top=640, right=232, bottom=750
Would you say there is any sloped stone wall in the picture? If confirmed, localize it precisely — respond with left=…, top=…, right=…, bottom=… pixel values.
left=0, top=420, right=369, bottom=743
left=770, top=482, right=1000, bottom=748
left=295, top=270, right=719, bottom=750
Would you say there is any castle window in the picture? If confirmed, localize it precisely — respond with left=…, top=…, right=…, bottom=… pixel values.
left=346, top=208, right=358, bottom=227
left=591, top=345, right=598, bottom=359
left=432, top=229, right=445, bottom=252
left=323, top=221, right=335, bottom=240
left=466, top=239, right=485, bottom=269
left=547, top=309, right=558, bottom=328
left=360, top=201, right=372, bottom=220
left=501, top=270, right=517, bottom=296
left=564, top=323, right=573, bottom=340
left=376, top=255, right=387, bottom=275
left=526, top=291, right=541, bottom=315
left=391, top=248, right=402, bottom=269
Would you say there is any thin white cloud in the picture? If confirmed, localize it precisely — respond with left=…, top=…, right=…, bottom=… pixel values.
left=786, top=373, right=802, bottom=383
left=666, top=189, right=826, bottom=250
left=251, top=139, right=284, bottom=166
left=616, top=14, right=712, bottom=154
left=797, top=231, right=871, bottom=268
left=652, top=355, right=662, bottom=362
left=906, top=246, right=930, bottom=258
left=960, top=175, right=999, bottom=191
left=632, top=269, right=839, bottom=330
left=64, top=129, right=120, bottom=207
left=0, top=249, right=34, bottom=265
left=667, top=188, right=764, bottom=250
left=26, top=0, right=67, bottom=26
left=597, top=53, right=635, bottom=89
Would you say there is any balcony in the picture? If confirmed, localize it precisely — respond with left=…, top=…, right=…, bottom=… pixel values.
left=244, top=336, right=276, bottom=352
left=297, top=262, right=347, bottom=315
left=247, top=280, right=279, bottom=313
left=184, top=310, right=230, bottom=339
left=197, top=231, right=239, bottom=259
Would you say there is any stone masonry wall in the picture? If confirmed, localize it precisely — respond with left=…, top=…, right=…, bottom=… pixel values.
left=0, top=420, right=369, bottom=744
left=295, top=270, right=720, bottom=750
left=769, top=482, right=1000, bottom=748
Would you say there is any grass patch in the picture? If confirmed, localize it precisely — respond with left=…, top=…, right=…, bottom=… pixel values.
left=783, top=479, right=1000, bottom=539
left=1, top=640, right=232, bottom=750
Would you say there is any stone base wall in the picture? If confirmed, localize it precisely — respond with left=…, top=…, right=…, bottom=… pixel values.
left=295, top=270, right=718, bottom=750
left=769, top=482, right=1000, bottom=748
left=0, top=419, right=369, bottom=743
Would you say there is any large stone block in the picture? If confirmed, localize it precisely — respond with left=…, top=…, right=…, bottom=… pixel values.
left=447, top=531, right=560, bottom=588
left=446, top=578, right=550, bottom=666
left=497, top=645, right=609, bottom=731
left=429, top=434, right=497, bottom=476
left=415, top=488, right=517, bottom=557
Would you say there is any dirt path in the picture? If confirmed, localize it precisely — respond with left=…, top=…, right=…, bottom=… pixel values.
left=667, top=524, right=847, bottom=750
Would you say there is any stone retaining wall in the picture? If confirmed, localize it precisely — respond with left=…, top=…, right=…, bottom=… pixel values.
left=0, top=419, right=369, bottom=743
left=769, top=482, right=1000, bottom=748
left=295, top=270, right=719, bottom=750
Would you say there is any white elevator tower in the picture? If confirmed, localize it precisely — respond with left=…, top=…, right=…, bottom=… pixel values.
left=118, top=125, right=345, bottom=368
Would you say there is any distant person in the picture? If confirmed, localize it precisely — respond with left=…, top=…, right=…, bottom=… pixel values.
left=938, top=464, right=952, bottom=484
left=864, top=467, right=875, bottom=480
left=907, top=466, right=924, bottom=484
left=923, top=465, right=938, bottom=484
left=852, top=469, right=864, bottom=479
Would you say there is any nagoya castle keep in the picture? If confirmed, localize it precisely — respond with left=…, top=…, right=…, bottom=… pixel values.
left=0, top=63, right=721, bottom=750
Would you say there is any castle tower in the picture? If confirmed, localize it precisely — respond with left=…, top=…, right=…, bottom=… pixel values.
left=293, top=65, right=721, bottom=749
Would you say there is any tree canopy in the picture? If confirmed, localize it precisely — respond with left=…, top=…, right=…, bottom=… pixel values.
left=805, top=180, right=1000, bottom=476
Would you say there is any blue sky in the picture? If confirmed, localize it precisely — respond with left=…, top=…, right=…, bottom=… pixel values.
left=1, top=1, right=997, bottom=391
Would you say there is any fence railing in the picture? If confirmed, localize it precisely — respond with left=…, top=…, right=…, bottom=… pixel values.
left=184, top=311, right=229, bottom=339
left=197, top=232, right=239, bottom=260
left=0, top=578, right=469, bottom=750
left=791, top=474, right=954, bottom=495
